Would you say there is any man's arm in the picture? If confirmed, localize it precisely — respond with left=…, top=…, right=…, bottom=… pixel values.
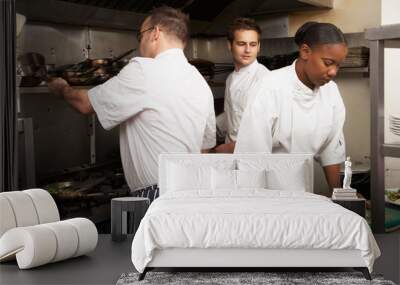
left=48, top=78, right=94, bottom=115
left=214, top=142, right=235, bottom=153
left=202, top=142, right=235, bottom=153
left=323, top=164, right=341, bottom=192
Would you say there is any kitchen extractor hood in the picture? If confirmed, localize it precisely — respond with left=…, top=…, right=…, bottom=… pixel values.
left=58, top=0, right=332, bottom=20
left=17, top=0, right=332, bottom=33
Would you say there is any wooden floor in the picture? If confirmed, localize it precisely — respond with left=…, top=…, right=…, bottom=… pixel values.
left=0, top=234, right=399, bottom=285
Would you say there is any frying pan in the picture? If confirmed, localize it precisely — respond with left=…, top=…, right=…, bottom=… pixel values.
left=18, top=52, right=55, bottom=86
left=60, top=48, right=136, bottom=85
left=18, top=52, right=47, bottom=78
left=79, top=48, right=136, bottom=76
left=19, top=48, right=136, bottom=86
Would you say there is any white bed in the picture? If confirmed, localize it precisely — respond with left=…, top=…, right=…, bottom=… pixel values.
left=131, top=154, right=380, bottom=280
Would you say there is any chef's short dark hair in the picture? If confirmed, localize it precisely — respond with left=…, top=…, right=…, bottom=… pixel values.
left=227, top=18, right=262, bottom=43
left=294, top=21, right=346, bottom=47
left=148, top=6, right=189, bottom=44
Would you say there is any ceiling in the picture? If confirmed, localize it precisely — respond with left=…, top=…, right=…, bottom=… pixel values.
left=58, top=0, right=235, bottom=21
left=16, top=0, right=332, bottom=34
left=57, top=0, right=331, bottom=21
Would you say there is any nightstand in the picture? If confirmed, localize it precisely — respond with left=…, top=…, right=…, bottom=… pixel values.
left=332, top=198, right=366, bottom=218
left=111, top=197, right=150, bottom=242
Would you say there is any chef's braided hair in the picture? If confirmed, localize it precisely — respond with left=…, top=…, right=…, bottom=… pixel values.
left=294, top=22, right=346, bottom=48
left=149, top=6, right=189, bottom=44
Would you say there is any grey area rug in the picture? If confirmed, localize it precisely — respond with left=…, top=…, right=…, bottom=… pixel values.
left=116, top=272, right=396, bottom=285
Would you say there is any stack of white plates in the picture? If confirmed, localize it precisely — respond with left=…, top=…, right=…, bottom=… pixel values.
left=389, top=114, right=400, bottom=136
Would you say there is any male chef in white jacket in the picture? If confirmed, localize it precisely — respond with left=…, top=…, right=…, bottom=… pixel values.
left=214, top=18, right=269, bottom=153
left=47, top=6, right=216, bottom=193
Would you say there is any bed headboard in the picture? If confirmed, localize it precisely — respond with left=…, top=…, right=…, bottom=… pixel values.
left=158, top=153, right=314, bottom=196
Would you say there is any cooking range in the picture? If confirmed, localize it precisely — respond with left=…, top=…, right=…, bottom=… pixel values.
left=39, top=161, right=129, bottom=231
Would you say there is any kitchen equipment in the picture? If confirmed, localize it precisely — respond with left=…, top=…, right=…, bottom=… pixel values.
left=189, top=59, right=234, bottom=80
left=60, top=48, right=136, bottom=85
left=389, top=114, right=400, bottom=136
left=257, top=52, right=299, bottom=70
left=18, top=52, right=55, bottom=86
left=45, top=180, right=76, bottom=193
left=385, top=188, right=400, bottom=206
left=18, top=52, right=46, bottom=77
left=66, top=48, right=135, bottom=74
left=16, top=13, right=26, bottom=37
left=341, top=46, right=369, bottom=68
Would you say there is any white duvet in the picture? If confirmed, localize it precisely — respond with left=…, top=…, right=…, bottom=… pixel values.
left=131, top=190, right=380, bottom=273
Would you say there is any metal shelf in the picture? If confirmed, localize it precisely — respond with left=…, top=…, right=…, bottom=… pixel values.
left=337, top=67, right=369, bottom=77
left=19, top=85, right=94, bottom=94
left=382, top=144, right=400, bottom=158
left=366, top=23, right=400, bottom=41
left=368, top=23, right=400, bottom=233
left=340, top=67, right=369, bottom=73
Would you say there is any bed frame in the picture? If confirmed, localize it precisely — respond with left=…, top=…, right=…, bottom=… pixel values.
left=140, top=248, right=370, bottom=280
left=138, top=154, right=371, bottom=281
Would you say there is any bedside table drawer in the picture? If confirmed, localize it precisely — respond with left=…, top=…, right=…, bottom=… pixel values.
left=332, top=199, right=366, bottom=218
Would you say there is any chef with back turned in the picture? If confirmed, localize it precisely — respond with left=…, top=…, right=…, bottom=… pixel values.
left=214, top=17, right=270, bottom=153
left=47, top=6, right=216, bottom=196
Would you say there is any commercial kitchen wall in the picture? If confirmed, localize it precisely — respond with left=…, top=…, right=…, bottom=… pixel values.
left=19, top=0, right=388, bottom=191
left=188, top=1, right=381, bottom=195
left=288, top=0, right=381, bottom=194
left=16, top=22, right=227, bottom=178
left=17, top=23, right=140, bottom=177
left=289, top=0, right=400, bottom=191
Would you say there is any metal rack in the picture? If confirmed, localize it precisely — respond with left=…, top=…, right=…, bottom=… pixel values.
left=366, top=23, right=400, bottom=233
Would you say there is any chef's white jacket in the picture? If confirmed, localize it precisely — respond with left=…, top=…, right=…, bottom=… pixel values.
left=235, top=61, right=346, bottom=167
left=224, top=59, right=270, bottom=142
left=88, top=48, right=216, bottom=190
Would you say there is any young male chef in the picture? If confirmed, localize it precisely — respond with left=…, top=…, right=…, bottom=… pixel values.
left=214, top=17, right=270, bottom=153
left=47, top=6, right=216, bottom=194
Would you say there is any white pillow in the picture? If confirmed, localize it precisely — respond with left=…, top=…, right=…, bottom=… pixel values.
left=237, top=169, right=267, bottom=189
left=266, top=163, right=306, bottom=191
left=237, top=159, right=308, bottom=191
left=168, top=162, right=212, bottom=191
left=210, top=159, right=236, bottom=170
left=211, top=168, right=237, bottom=191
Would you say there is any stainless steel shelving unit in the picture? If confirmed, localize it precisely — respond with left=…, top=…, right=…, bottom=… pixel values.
left=19, top=86, right=93, bottom=94
left=18, top=85, right=101, bottom=181
left=366, top=23, right=400, bottom=233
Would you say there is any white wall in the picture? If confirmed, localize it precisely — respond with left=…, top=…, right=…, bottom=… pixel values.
left=288, top=0, right=381, bottom=36
left=288, top=0, right=381, bottom=194
left=381, top=0, right=400, bottom=25
left=382, top=0, right=400, bottom=187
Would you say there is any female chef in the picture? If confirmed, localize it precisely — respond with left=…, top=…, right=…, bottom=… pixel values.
left=235, top=21, right=348, bottom=190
